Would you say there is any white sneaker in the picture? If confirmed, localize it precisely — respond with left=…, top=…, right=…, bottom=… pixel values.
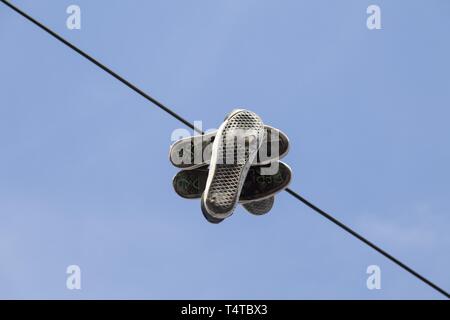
left=201, top=109, right=265, bottom=221
left=169, top=125, right=289, bottom=170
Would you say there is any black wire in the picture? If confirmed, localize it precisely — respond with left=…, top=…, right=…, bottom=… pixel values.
left=0, top=0, right=203, bottom=135
left=285, top=188, right=450, bottom=299
left=2, top=0, right=449, bottom=299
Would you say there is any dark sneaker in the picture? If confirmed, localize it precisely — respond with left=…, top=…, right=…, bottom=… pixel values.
left=169, top=125, right=289, bottom=170
left=172, top=161, right=292, bottom=203
left=201, top=109, right=265, bottom=221
left=242, top=197, right=274, bottom=215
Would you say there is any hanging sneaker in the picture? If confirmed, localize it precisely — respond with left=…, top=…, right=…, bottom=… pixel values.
left=173, top=161, right=291, bottom=201
left=200, top=109, right=266, bottom=221
left=242, top=197, right=275, bottom=215
left=169, top=125, right=289, bottom=170
left=172, top=161, right=292, bottom=223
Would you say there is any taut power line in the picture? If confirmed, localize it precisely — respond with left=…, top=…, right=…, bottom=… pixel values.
left=1, top=0, right=448, bottom=299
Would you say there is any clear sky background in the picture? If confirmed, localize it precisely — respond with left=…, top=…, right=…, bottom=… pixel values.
left=1, top=0, right=449, bottom=299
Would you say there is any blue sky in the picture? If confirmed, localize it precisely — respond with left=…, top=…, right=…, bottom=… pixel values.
left=0, top=0, right=449, bottom=299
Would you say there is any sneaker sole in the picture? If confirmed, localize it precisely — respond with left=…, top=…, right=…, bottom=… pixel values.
left=169, top=125, right=289, bottom=170
left=201, top=109, right=265, bottom=220
left=172, top=161, right=292, bottom=203
left=242, top=197, right=275, bottom=215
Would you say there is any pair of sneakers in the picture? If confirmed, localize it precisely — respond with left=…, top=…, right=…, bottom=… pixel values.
left=169, top=109, right=291, bottom=223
